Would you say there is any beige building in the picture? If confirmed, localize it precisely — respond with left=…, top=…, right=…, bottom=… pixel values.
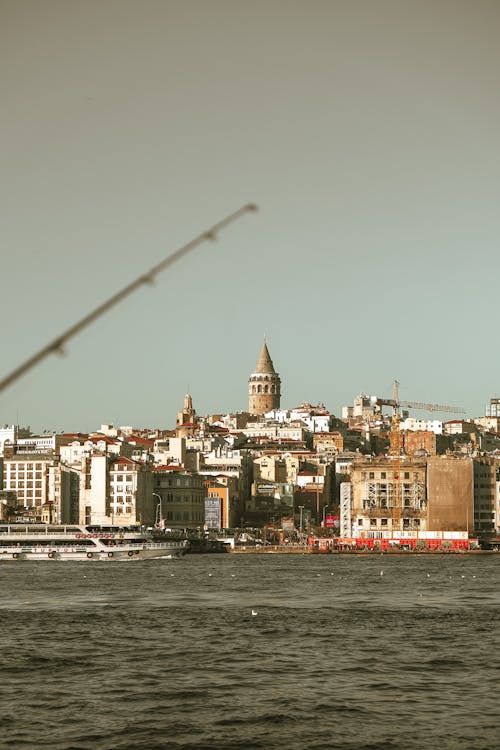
left=1, top=452, right=79, bottom=523
left=349, top=455, right=497, bottom=538
left=426, top=456, right=473, bottom=532
left=248, top=339, right=281, bottom=415
left=403, top=430, right=437, bottom=456
left=75, top=454, right=154, bottom=526
left=426, top=456, right=498, bottom=536
left=253, top=454, right=287, bottom=483
left=108, top=457, right=154, bottom=526
left=313, top=432, right=344, bottom=454
left=3, top=453, right=56, bottom=511
left=350, top=457, right=427, bottom=537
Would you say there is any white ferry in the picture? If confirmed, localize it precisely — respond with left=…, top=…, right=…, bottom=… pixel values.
left=0, top=524, right=188, bottom=561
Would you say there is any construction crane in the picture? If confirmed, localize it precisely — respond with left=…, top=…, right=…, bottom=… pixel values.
left=374, top=381, right=465, bottom=528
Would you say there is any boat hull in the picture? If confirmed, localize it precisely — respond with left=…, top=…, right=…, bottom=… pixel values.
left=0, top=545, right=186, bottom=561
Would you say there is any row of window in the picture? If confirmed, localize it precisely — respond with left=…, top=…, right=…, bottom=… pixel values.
left=157, top=478, right=200, bottom=488
left=160, top=493, right=205, bottom=503
left=362, top=471, right=420, bottom=480
left=364, top=500, right=423, bottom=509
left=367, top=483, right=419, bottom=493
left=5, top=463, right=45, bottom=470
left=165, top=511, right=204, bottom=522
left=358, top=518, right=421, bottom=527
left=250, top=384, right=278, bottom=395
left=4, top=481, right=43, bottom=488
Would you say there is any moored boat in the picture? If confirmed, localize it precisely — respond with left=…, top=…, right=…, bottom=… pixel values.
left=0, top=524, right=188, bottom=561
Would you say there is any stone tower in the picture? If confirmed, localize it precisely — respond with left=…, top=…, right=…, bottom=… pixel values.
left=248, top=339, right=281, bottom=415
left=176, top=393, right=196, bottom=427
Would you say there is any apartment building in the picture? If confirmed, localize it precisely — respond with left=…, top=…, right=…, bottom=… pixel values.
left=153, top=468, right=205, bottom=528
left=350, top=457, right=428, bottom=537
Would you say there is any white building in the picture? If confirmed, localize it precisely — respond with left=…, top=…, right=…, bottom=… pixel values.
left=400, top=418, right=443, bottom=435
left=241, top=422, right=307, bottom=442
left=0, top=425, right=19, bottom=457
left=2, top=455, right=53, bottom=508
left=265, top=405, right=331, bottom=433
left=2, top=453, right=77, bottom=522
left=296, top=471, right=325, bottom=489
left=152, top=437, right=186, bottom=466
left=78, top=455, right=154, bottom=526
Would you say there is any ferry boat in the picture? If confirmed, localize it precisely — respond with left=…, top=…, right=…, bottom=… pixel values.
left=0, top=524, right=188, bottom=561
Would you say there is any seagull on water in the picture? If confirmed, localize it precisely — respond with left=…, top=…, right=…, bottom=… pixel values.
left=251, top=609, right=258, bottom=616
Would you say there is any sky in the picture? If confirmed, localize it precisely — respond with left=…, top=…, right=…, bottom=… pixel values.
left=1, top=0, right=499, bottom=432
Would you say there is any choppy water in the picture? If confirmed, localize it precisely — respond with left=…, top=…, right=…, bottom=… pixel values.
left=1, top=554, right=500, bottom=750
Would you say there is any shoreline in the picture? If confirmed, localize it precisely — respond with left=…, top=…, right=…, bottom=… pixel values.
left=229, top=545, right=496, bottom=555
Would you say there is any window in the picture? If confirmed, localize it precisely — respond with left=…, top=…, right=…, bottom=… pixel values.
left=381, top=472, right=386, bottom=479
left=369, top=472, right=374, bottom=479
left=381, top=518, right=388, bottom=526
left=404, top=472, right=410, bottom=479
left=370, top=519, right=377, bottom=526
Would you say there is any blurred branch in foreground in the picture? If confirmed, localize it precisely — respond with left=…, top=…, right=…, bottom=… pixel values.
left=0, top=203, right=258, bottom=393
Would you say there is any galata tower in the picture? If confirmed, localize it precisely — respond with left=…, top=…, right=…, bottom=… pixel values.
left=248, top=339, right=281, bottom=415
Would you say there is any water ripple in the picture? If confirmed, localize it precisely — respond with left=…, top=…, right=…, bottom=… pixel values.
left=2, top=555, right=500, bottom=749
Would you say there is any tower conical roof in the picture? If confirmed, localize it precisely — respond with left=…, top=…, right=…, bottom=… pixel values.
left=253, top=339, right=276, bottom=374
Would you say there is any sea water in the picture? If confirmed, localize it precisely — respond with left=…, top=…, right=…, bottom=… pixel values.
left=1, top=554, right=499, bottom=750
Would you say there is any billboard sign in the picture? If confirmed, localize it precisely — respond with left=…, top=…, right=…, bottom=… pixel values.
left=205, top=498, right=221, bottom=529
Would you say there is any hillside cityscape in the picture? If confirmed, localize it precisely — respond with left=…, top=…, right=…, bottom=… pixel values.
left=1, top=339, right=500, bottom=550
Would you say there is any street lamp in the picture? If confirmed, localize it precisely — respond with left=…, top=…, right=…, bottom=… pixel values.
left=153, top=492, right=162, bottom=527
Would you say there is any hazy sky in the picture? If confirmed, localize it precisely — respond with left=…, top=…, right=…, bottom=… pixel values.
left=1, top=0, right=499, bottom=432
